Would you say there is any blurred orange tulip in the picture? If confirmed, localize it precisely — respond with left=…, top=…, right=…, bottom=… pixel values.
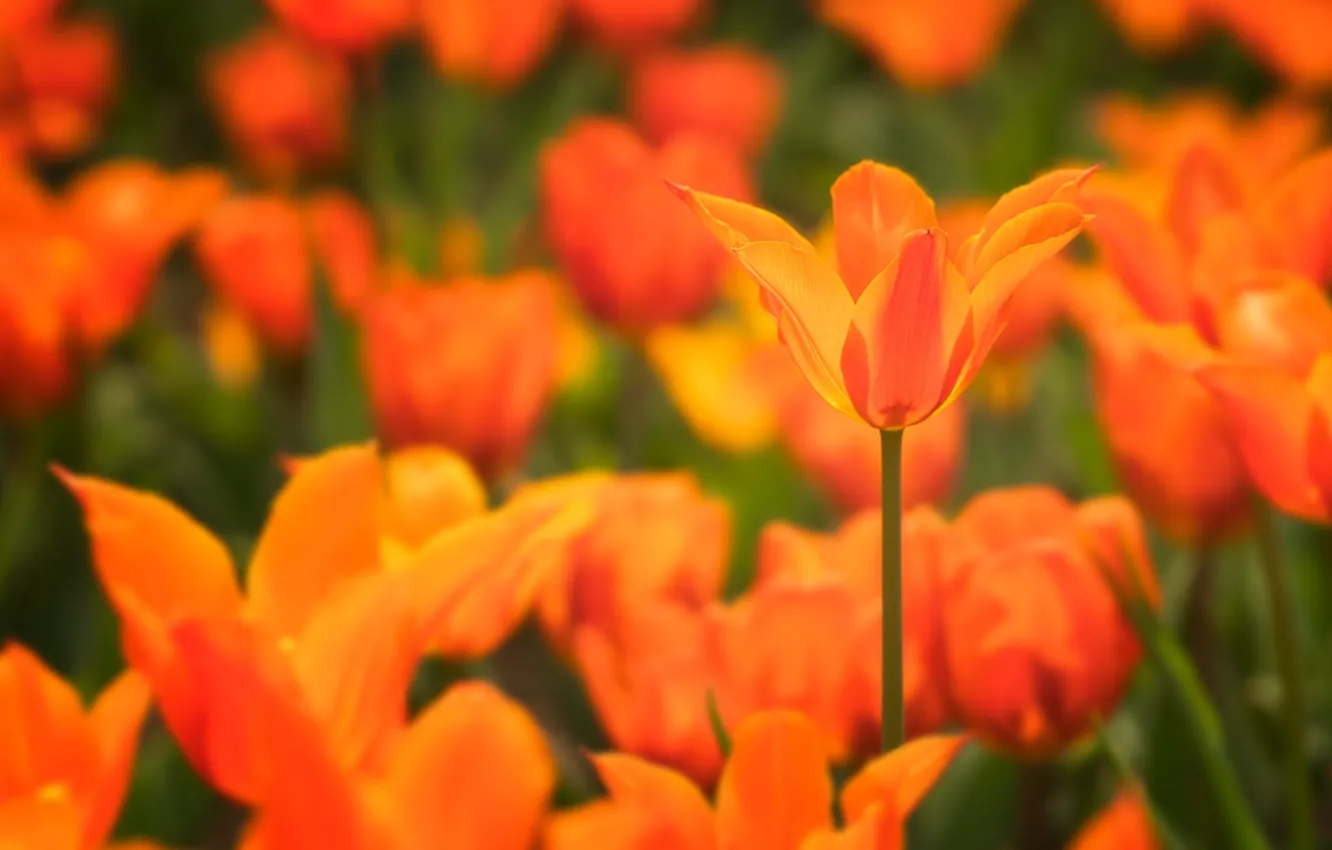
left=0, top=0, right=60, bottom=38
left=817, top=0, right=1025, bottom=87
left=1095, top=0, right=1205, bottom=51
left=944, top=487, right=1157, bottom=757
left=0, top=644, right=152, bottom=850
left=547, top=711, right=966, bottom=850
left=0, top=228, right=82, bottom=419
left=567, top=0, right=702, bottom=48
left=1210, top=0, right=1332, bottom=89
left=62, top=444, right=596, bottom=802
left=675, top=162, right=1090, bottom=429
left=1209, top=272, right=1332, bottom=379
left=538, top=472, right=729, bottom=647
left=419, top=0, right=562, bottom=88
left=207, top=28, right=348, bottom=182
left=629, top=46, right=782, bottom=159
left=0, top=16, right=117, bottom=160
left=379, top=445, right=488, bottom=553
left=361, top=272, right=559, bottom=479
left=541, top=117, right=752, bottom=335
left=1069, top=789, right=1161, bottom=850
left=264, top=0, right=413, bottom=54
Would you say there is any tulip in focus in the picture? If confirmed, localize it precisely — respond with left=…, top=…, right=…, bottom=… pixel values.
left=629, top=46, right=783, bottom=159
left=419, top=0, right=562, bottom=88
left=944, top=487, right=1158, bottom=756
left=567, top=0, right=703, bottom=48
left=547, top=710, right=966, bottom=850
left=541, top=117, right=752, bottom=335
left=1069, top=789, right=1161, bottom=850
left=61, top=444, right=597, bottom=802
left=361, top=272, right=559, bottom=480
left=206, top=28, right=349, bottom=182
left=264, top=0, right=413, bottom=54
left=817, top=0, right=1025, bottom=88
left=675, top=162, right=1090, bottom=429
left=0, top=643, right=155, bottom=850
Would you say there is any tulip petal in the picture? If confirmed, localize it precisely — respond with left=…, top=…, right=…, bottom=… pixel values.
left=245, top=444, right=382, bottom=639
left=840, top=734, right=967, bottom=823
left=1258, top=150, right=1332, bottom=285
left=0, top=795, right=81, bottom=850
left=840, top=229, right=967, bottom=427
left=800, top=804, right=902, bottom=850
left=1194, top=363, right=1325, bottom=521
left=732, top=240, right=856, bottom=416
left=383, top=681, right=555, bottom=850
left=970, top=167, right=1093, bottom=262
left=669, top=182, right=815, bottom=252
left=85, top=671, right=152, bottom=848
left=544, top=802, right=660, bottom=850
left=0, top=644, right=97, bottom=800
left=1082, top=191, right=1192, bottom=324
left=830, top=162, right=936, bottom=299
left=715, top=711, right=833, bottom=850
left=591, top=753, right=717, bottom=850
left=1165, top=144, right=1245, bottom=255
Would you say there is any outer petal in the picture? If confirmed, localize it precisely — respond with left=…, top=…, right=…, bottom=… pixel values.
left=84, top=671, right=152, bottom=848
left=1081, top=190, right=1192, bottom=324
left=829, top=162, right=937, bottom=299
left=383, top=681, right=554, bottom=850
left=1195, top=363, right=1326, bottom=521
left=0, top=795, right=81, bottom=850
left=839, top=735, right=967, bottom=824
left=732, top=241, right=855, bottom=417
left=1257, top=149, right=1332, bottom=285
left=669, top=183, right=815, bottom=253
left=839, top=229, right=967, bottom=427
left=591, top=753, right=717, bottom=850
left=715, top=711, right=833, bottom=850
left=1068, top=789, right=1158, bottom=850
left=245, top=444, right=383, bottom=639
left=0, top=644, right=97, bottom=801
left=968, top=167, right=1093, bottom=267
left=800, top=804, right=901, bottom=850
left=544, top=802, right=662, bottom=850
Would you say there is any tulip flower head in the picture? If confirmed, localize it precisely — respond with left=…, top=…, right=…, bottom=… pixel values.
left=567, top=0, right=703, bottom=49
left=264, top=0, right=412, bottom=54
left=1069, top=789, right=1162, bottom=850
left=419, top=0, right=562, bottom=88
left=674, top=162, right=1091, bottom=430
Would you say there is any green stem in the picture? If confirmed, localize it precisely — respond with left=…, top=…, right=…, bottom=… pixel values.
left=880, top=427, right=904, bottom=751
left=1252, top=499, right=1315, bottom=850
left=618, top=342, right=652, bottom=470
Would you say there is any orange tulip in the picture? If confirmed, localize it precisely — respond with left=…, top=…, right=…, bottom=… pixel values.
left=360, top=272, right=559, bottom=479
left=567, top=0, right=702, bottom=48
left=675, top=162, right=1090, bottom=429
left=0, top=16, right=117, bottom=159
left=176, top=619, right=553, bottom=850
left=547, top=711, right=966, bottom=850
left=538, top=472, right=729, bottom=647
left=419, top=0, right=562, bottom=88
left=264, top=0, right=413, bottom=54
left=1069, top=789, right=1161, bottom=850
left=541, top=117, right=752, bottom=335
left=61, top=444, right=596, bottom=802
left=817, top=0, right=1025, bottom=87
left=1210, top=0, right=1332, bottom=89
left=0, top=227, right=82, bottom=418
left=1094, top=0, right=1205, bottom=51
left=305, top=189, right=378, bottom=313
left=629, top=46, right=782, bottom=159
left=207, top=28, right=349, bottom=182
left=944, top=487, right=1157, bottom=757
left=379, top=445, right=488, bottom=553
left=0, top=0, right=59, bottom=37
left=0, top=644, right=152, bottom=850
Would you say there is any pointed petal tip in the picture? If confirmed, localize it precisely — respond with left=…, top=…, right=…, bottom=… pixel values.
left=663, top=178, right=691, bottom=198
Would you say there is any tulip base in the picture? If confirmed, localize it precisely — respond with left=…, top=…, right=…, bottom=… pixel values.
left=881, top=427, right=905, bottom=752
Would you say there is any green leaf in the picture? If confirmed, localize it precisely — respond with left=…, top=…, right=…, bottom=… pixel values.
left=306, top=270, right=373, bottom=451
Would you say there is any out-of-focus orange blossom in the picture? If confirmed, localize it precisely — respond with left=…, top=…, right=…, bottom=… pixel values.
left=264, top=0, right=413, bottom=55
left=567, top=0, right=704, bottom=49
left=1069, top=789, right=1161, bottom=850
left=206, top=28, right=348, bottom=183
left=419, top=0, right=562, bottom=88
left=541, top=117, right=752, bottom=336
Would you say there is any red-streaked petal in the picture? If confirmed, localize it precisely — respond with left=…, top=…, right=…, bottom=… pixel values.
left=829, top=161, right=937, bottom=299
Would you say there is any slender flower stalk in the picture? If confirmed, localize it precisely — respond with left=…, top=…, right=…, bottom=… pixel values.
left=880, top=427, right=905, bottom=751
left=1252, top=497, right=1314, bottom=850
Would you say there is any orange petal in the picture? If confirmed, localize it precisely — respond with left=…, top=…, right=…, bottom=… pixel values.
left=800, top=804, right=902, bottom=850
left=544, top=802, right=663, bottom=850
left=84, top=670, right=152, bottom=848
left=383, top=681, right=554, bottom=850
left=0, top=644, right=97, bottom=802
left=669, top=182, right=815, bottom=252
left=1164, top=144, right=1245, bottom=255
left=732, top=240, right=855, bottom=416
left=1195, top=363, right=1325, bottom=521
left=840, top=734, right=967, bottom=824
left=0, top=794, right=81, bottom=850
left=829, top=162, right=937, bottom=299
left=715, top=711, right=833, bottom=850
left=380, top=445, right=487, bottom=551
left=1081, top=190, right=1191, bottom=324
left=245, top=444, right=383, bottom=639
left=840, top=229, right=967, bottom=427
left=592, top=752, right=717, bottom=850
left=1068, top=789, right=1158, bottom=850
left=969, top=167, right=1093, bottom=266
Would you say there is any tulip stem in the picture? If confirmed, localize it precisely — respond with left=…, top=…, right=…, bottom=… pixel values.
left=1252, top=499, right=1315, bottom=850
left=880, top=427, right=905, bottom=752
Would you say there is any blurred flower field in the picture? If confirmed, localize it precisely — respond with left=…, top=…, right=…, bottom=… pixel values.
left=2, top=0, right=1332, bottom=848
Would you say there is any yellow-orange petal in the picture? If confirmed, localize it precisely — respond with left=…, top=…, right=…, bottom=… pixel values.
left=591, top=753, right=717, bottom=850
left=800, top=804, right=902, bottom=850
left=829, top=161, right=937, bottom=300
left=1194, top=362, right=1326, bottom=521
left=0, top=794, right=81, bottom=850
left=669, top=182, right=814, bottom=253
left=245, top=444, right=383, bottom=639
left=380, top=445, right=487, bottom=551
left=383, top=681, right=554, bottom=850
left=840, top=229, right=967, bottom=428
left=544, top=801, right=662, bottom=850
left=84, top=670, right=152, bottom=847
left=715, top=711, right=833, bottom=850
left=969, top=167, right=1093, bottom=266
left=840, top=735, right=967, bottom=823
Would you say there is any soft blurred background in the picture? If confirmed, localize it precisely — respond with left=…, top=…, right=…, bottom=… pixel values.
left=1, top=0, right=1331, bottom=847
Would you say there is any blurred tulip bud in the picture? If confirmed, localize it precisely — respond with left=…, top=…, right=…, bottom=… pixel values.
left=944, top=486, right=1157, bottom=757
left=1069, top=788, right=1161, bottom=850
left=264, top=0, right=412, bottom=54
left=202, top=298, right=261, bottom=392
left=0, top=229, right=81, bottom=419
left=361, top=271, right=559, bottom=479
left=419, top=0, right=561, bottom=88
left=629, top=46, right=782, bottom=159
left=207, top=28, right=348, bottom=183
left=1095, top=0, right=1200, bottom=51
left=305, top=189, right=378, bottom=314
left=0, top=0, right=60, bottom=37
left=540, top=117, right=751, bottom=335
left=567, top=0, right=703, bottom=48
